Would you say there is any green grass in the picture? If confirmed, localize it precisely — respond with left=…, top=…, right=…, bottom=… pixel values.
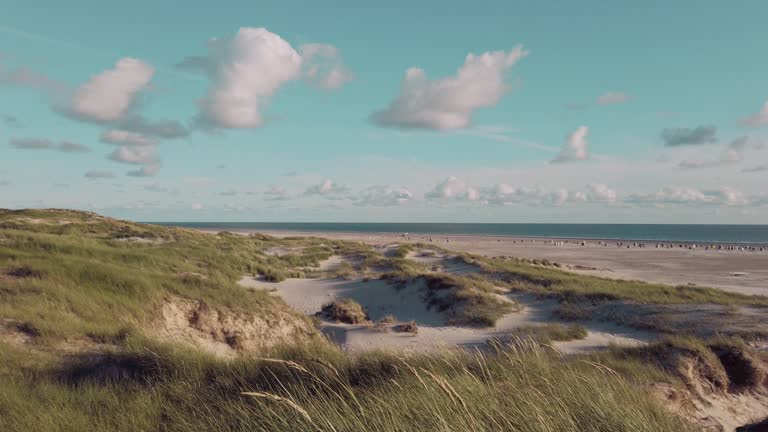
left=0, top=339, right=696, bottom=432
left=471, top=254, right=768, bottom=306
left=0, top=210, right=316, bottom=342
left=504, top=323, right=589, bottom=344
left=4, top=209, right=768, bottom=431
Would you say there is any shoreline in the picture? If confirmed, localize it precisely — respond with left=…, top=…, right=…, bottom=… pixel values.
left=194, top=227, right=768, bottom=296
left=151, top=223, right=768, bottom=246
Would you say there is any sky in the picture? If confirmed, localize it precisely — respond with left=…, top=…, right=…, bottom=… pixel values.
left=1, top=0, right=767, bottom=223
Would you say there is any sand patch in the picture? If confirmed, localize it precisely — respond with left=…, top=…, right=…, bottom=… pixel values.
left=113, top=236, right=165, bottom=244
left=155, top=297, right=314, bottom=358
left=405, top=249, right=480, bottom=274
left=263, top=246, right=299, bottom=257
left=238, top=277, right=654, bottom=353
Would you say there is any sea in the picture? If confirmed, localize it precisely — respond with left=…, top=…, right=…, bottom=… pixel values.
left=151, top=222, right=768, bottom=245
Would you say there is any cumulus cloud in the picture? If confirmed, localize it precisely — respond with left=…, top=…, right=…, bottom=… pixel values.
left=69, top=58, right=154, bottom=122
left=300, top=43, right=353, bottom=90
left=100, top=129, right=155, bottom=146
left=551, top=126, right=589, bottom=163
left=109, top=145, right=156, bottom=165
left=585, top=183, right=617, bottom=202
left=264, top=185, right=291, bottom=201
left=303, top=179, right=350, bottom=198
left=115, top=116, right=189, bottom=139
left=661, top=126, right=717, bottom=146
left=370, top=46, right=528, bottom=130
left=597, top=92, right=630, bottom=105
left=180, top=27, right=303, bottom=128
left=478, top=183, right=616, bottom=206
left=127, top=164, right=161, bottom=177
left=354, top=185, right=413, bottom=206
left=625, top=186, right=749, bottom=207
left=84, top=170, right=115, bottom=179
left=677, top=136, right=764, bottom=169
left=425, top=176, right=479, bottom=201
left=9, top=137, right=90, bottom=152
left=741, top=101, right=768, bottom=127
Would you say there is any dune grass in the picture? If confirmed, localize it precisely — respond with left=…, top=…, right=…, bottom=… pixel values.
left=470, top=254, right=768, bottom=306
left=504, top=323, right=589, bottom=344
left=4, top=209, right=768, bottom=431
left=0, top=338, right=696, bottom=432
left=0, top=210, right=317, bottom=342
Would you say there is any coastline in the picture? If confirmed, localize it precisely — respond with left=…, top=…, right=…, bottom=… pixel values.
left=190, top=227, right=768, bottom=296
left=151, top=222, right=768, bottom=246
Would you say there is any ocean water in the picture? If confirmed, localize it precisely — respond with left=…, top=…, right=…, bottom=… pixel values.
left=152, top=222, right=768, bottom=245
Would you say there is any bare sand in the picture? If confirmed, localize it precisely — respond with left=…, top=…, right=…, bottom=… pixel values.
left=251, top=230, right=768, bottom=296
left=238, top=274, right=654, bottom=354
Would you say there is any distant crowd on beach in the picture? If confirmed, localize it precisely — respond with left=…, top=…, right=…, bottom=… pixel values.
left=388, top=233, right=766, bottom=253
left=542, top=239, right=766, bottom=252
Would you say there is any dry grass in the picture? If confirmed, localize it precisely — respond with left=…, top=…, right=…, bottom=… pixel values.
left=316, top=299, right=369, bottom=324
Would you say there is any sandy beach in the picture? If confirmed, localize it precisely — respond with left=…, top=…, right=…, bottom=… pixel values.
left=228, top=229, right=768, bottom=296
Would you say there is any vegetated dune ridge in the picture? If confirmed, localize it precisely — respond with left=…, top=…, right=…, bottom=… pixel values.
left=0, top=209, right=767, bottom=431
left=249, top=229, right=768, bottom=297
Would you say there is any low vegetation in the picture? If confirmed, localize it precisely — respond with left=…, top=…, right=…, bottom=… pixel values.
left=0, top=339, right=697, bottom=432
left=503, top=323, right=588, bottom=344
left=472, top=254, right=768, bottom=306
left=316, top=299, right=369, bottom=324
left=2, top=209, right=768, bottom=431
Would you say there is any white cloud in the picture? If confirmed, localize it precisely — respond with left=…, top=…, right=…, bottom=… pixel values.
left=100, top=129, right=155, bottom=146
left=741, top=101, right=768, bottom=126
left=676, top=136, right=764, bottom=169
left=300, top=43, right=353, bottom=90
left=625, top=186, right=749, bottom=207
left=425, top=176, right=480, bottom=201
left=585, top=183, right=617, bottom=202
left=264, top=185, right=291, bottom=201
left=597, top=92, right=629, bottom=105
left=185, top=27, right=303, bottom=128
left=69, top=58, right=154, bottom=122
left=478, top=183, right=616, bottom=206
left=109, top=145, right=156, bottom=165
left=303, top=179, right=350, bottom=197
left=354, top=185, right=413, bottom=206
left=370, top=46, right=528, bottom=130
left=551, top=126, right=589, bottom=163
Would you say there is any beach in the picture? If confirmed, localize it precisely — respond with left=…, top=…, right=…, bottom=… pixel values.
left=226, top=229, right=768, bottom=296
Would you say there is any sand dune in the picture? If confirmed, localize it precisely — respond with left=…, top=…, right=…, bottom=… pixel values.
left=251, top=230, right=768, bottom=296
left=238, top=275, right=653, bottom=354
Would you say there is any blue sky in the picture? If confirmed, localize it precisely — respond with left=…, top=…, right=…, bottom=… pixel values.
left=1, top=0, right=767, bottom=223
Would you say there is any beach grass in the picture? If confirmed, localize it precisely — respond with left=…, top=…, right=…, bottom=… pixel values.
left=0, top=338, right=697, bottom=432
left=469, top=254, right=768, bottom=306
left=3, top=209, right=768, bottom=431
